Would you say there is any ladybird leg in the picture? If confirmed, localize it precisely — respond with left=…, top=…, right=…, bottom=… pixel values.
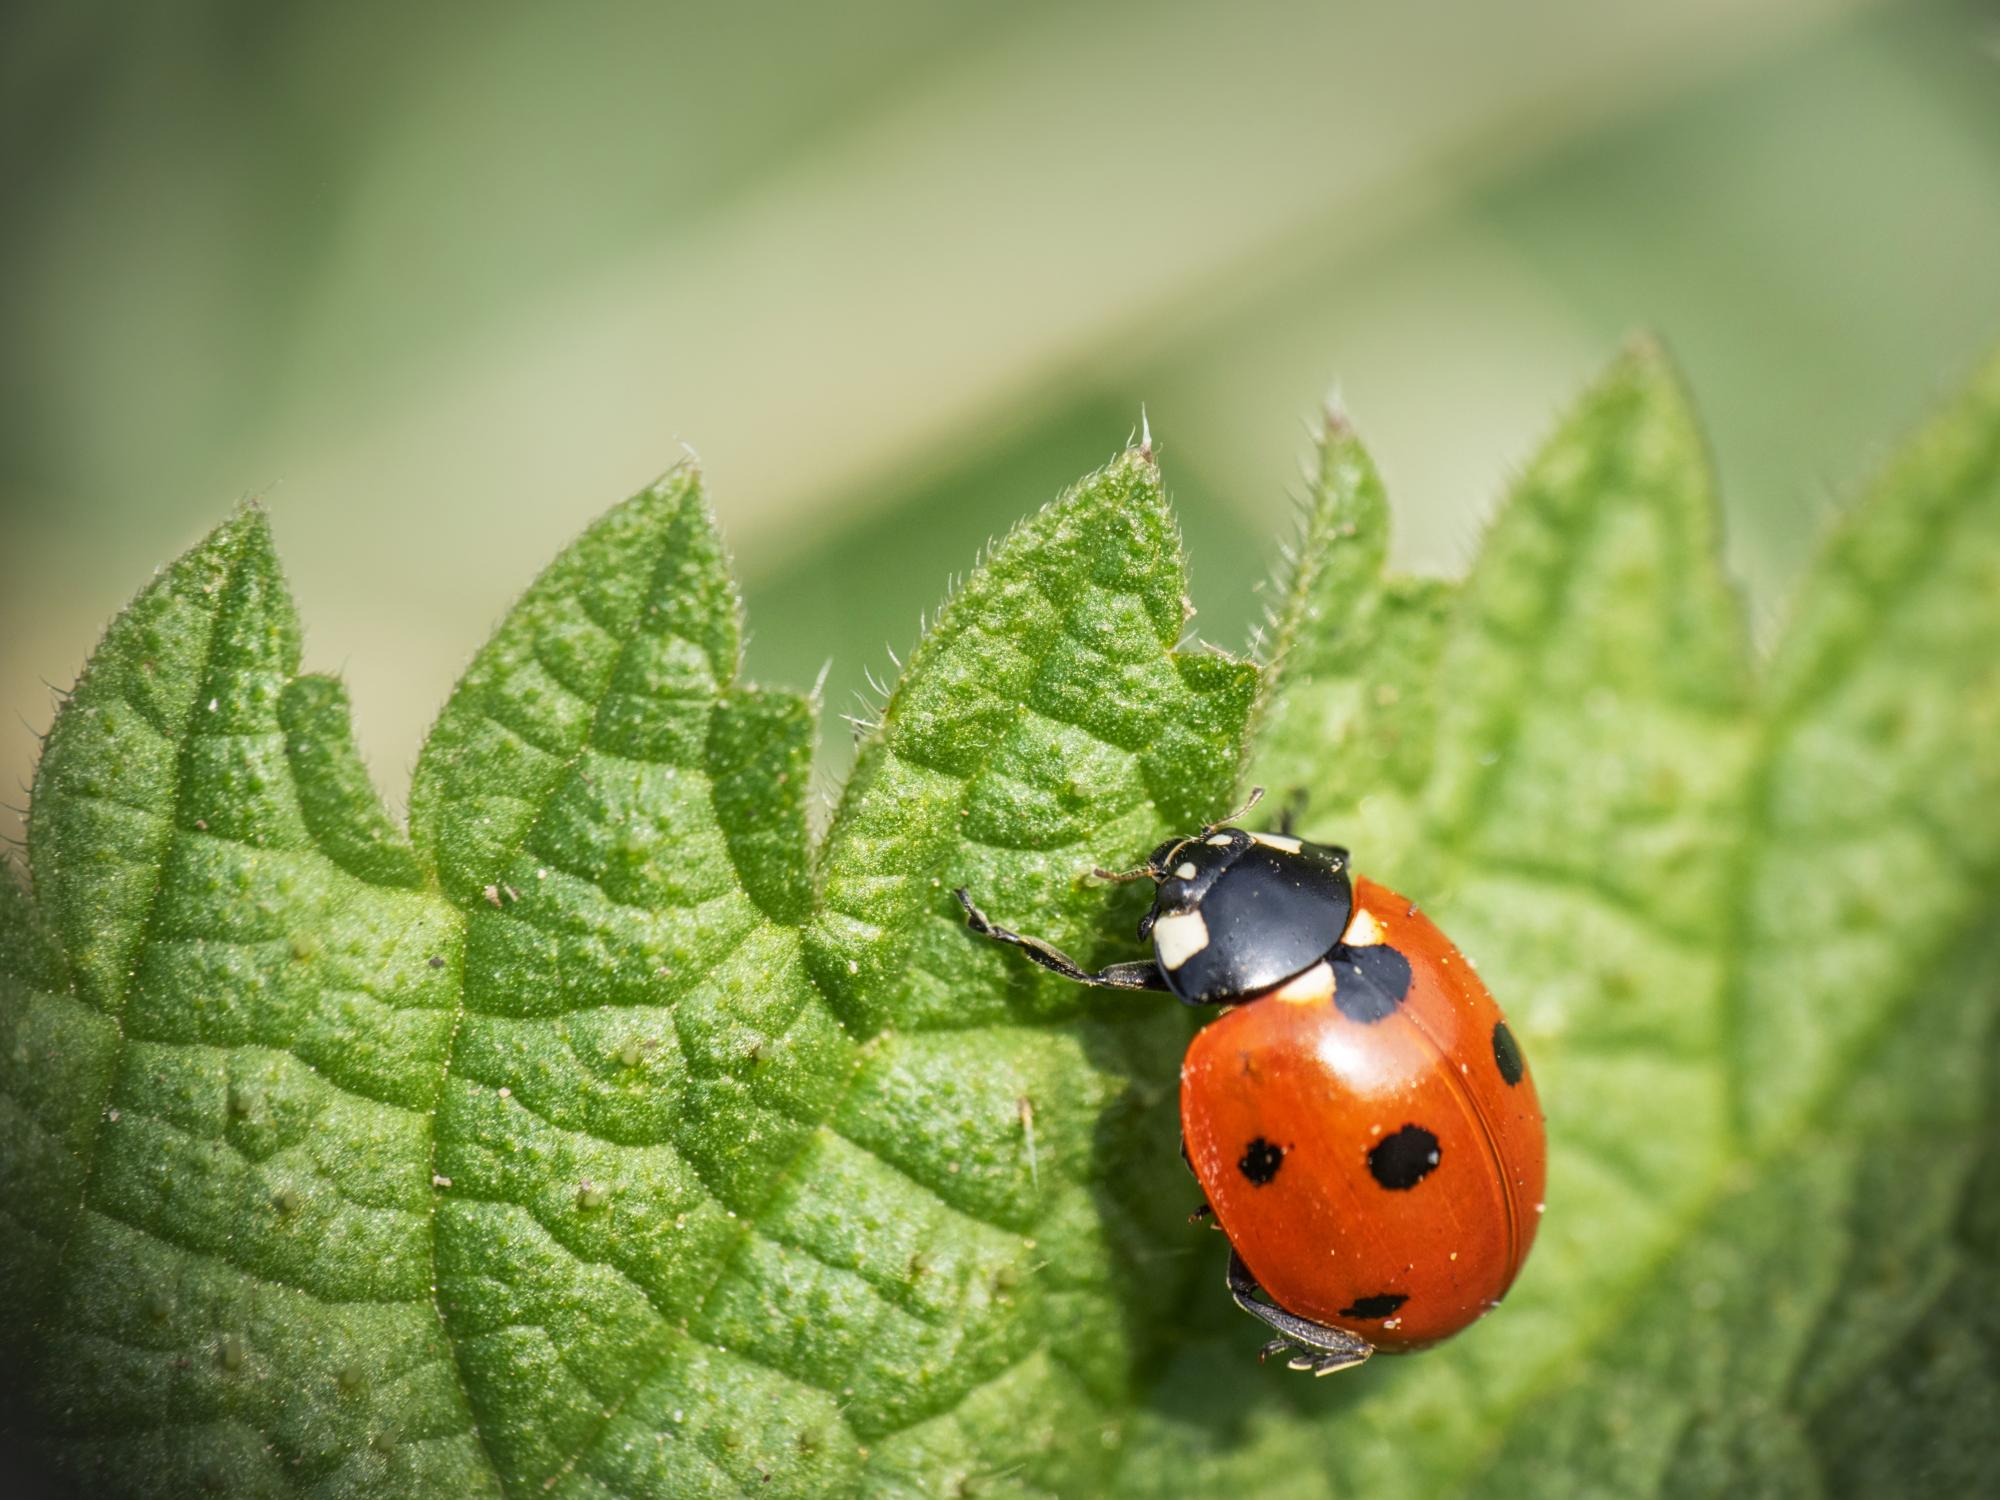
left=1226, top=1250, right=1373, bottom=1376
left=1176, top=1136, right=1214, bottom=1220
left=954, top=890, right=1171, bottom=992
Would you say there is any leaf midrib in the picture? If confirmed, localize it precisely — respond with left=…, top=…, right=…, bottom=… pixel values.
left=428, top=480, right=1039, bottom=1492
left=1111, top=380, right=1751, bottom=1496
left=1441, top=900, right=1984, bottom=1497
left=778, top=478, right=1225, bottom=1480
left=1715, top=420, right=2000, bottom=1145
left=39, top=534, right=245, bottom=1320
left=426, top=486, right=784, bottom=1494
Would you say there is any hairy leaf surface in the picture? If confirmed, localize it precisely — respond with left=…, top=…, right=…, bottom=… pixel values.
left=1114, top=345, right=2000, bottom=1496
left=4, top=350, right=1997, bottom=1497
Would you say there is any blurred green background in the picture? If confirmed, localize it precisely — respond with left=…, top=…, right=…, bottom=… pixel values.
left=6, top=0, right=2000, bottom=849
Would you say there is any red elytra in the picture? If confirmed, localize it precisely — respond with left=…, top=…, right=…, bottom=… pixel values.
left=1180, top=878, right=1546, bottom=1351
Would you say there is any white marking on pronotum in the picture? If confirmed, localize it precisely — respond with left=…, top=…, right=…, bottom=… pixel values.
left=1273, top=960, right=1335, bottom=1003
left=1344, top=908, right=1385, bottom=947
left=1174, top=862, right=1198, bottom=880
left=1152, top=910, right=1210, bottom=970
left=1206, top=833, right=1233, bottom=847
left=1251, top=832, right=1303, bottom=853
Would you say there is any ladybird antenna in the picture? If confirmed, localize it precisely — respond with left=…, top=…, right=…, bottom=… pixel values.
left=1090, top=862, right=1158, bottom=884
left=1207, top=785, right=1265, bottom=834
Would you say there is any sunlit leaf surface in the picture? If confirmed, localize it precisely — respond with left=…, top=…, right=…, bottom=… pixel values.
left=5, top=349, right=1998, bottom=1496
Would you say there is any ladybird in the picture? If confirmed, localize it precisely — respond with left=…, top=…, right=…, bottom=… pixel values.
left=955, top=792, right=1545, bottom=1375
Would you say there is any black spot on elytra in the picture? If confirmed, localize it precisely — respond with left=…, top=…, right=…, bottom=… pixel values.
left=1238, top=1137, right=1285, bottom=1186
left=1492, top=1019, right=1526, bottom=1087
left=1338, top=1292, right=1407, bottom=1320
left=1368, top=1124, right=1441, bottom=1190
left=1332, top=943, right=1413, bottom=1023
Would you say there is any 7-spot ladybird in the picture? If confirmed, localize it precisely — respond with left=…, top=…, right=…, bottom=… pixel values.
left=955, top=792, right=1546, bottom=1374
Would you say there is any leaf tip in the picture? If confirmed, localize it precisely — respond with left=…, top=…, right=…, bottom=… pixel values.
left=1312, top=390, right=1382, bottom=504
left=1619, top=326, right=1668, bottom=362
left=1321, top=383, right=1353, bottom=439
left=1561, top=331, right=1708, bottom=469
left=156, top=505, right=285, bottom=616
left=1605, top=328, right=1692, bottom=403
left=1113, top=413, right=1163, bottom=484
left=224, top=500, right=281, bottom=566
left=644, top=455, right=703, bottom=502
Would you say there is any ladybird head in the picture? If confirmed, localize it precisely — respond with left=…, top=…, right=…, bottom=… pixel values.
left=1138, top=826, right=1254, bottom=935
left=1134, top=785, right=1269, bottom=890
left=1136, top=828, right=1356, bottom=1005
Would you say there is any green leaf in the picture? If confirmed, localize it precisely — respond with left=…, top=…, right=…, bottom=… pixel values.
left=1459, top=349, right=2000, bottom=1494
left=1733, top=351, right=2000, bottom=1145
left=0, top=454, right=1254, bottom=1497
left=408, top=467, right=861, bottom=1495
left=0, top=863, right=106, bottom=1318
left=1250, top=403, right=1455, bottom=881
left=5, top=348, right=1998, bottom=1498
left=12, top=510, right=488, bottom=1496
left=1115, top=343, right=2000, bottom=1497
left=805, top=448, right=1256, bottom=1490
left=408, top=453, right=1252, bottom=1497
